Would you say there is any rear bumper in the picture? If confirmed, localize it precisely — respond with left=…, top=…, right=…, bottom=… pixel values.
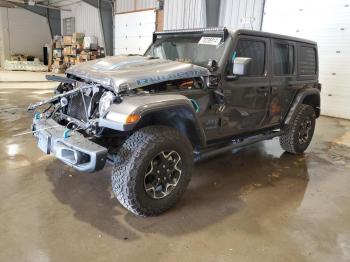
left=32, top=118, right=107, bottom=172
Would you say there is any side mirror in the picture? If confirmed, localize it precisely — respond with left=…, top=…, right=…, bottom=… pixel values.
left=232, top=57, right=252, bottom=76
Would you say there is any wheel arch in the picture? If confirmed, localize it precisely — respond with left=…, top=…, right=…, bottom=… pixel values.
left=302, top=93, right=320, bottom=117
left=284, top=88, right=320, bottom=126
left=135, top=105, right=206, bottom=149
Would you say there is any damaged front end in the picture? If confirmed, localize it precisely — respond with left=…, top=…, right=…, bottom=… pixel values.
left=29, top=76, right=118, bottom=135
left=33, top=117, right=107, bottom=172
left=28, top=75, right=118, bottom=172
left=28, top=56, right=210, bottom=172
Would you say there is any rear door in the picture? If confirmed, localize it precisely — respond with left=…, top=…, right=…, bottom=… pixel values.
left=220, top=35, right=271, bottom=137
left=267, top=39, right=298, bottom=125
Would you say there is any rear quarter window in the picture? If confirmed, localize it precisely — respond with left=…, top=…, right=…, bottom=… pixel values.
left=298, top=46, right=317, bottom=75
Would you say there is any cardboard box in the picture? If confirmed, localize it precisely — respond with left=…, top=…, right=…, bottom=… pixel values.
left=63, top=36, right=72, bottom=45
left=63, top=46, right=72, bottom=56
left=53, top=60, right=63, bottom=66
left=54, top=41, right=62, bottom=49
left=79, top=54, right=90, bottom=61
left=75, top=43, right=83, bottom=50
left=72, top=45, right=83, bottom=56
left=72, top=32, right=85, bottom=44
left=69, top=57, right=76, bottom=64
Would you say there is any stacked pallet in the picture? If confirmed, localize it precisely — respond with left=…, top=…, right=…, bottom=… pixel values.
left=51, top=33, right=105, bottom=73
left=51, top=35, right=65, bottom=73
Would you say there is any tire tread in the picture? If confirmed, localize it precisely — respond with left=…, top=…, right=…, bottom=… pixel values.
left=280, top=104, right=316, bottom=154
left=112, top=126, right=192, bottom=216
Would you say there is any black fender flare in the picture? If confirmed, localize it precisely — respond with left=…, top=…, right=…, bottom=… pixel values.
left=100, top=95, right=206, bottom=147
left=284, top=88, right=321, bottom=126
left=135, top=102, right=207, bottom=148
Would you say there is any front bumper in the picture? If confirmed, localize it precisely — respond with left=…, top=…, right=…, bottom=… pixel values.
left=32, top=118, right=107, bottom=172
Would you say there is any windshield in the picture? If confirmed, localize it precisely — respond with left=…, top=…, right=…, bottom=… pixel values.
left=145, top=35, right=226, bottom=68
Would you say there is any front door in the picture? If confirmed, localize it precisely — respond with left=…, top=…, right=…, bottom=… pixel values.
left=220, top=36, right=271, bottom=137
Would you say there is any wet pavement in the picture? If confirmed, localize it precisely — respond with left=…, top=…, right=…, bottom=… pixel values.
left=1, top=78, right=350, bottom=261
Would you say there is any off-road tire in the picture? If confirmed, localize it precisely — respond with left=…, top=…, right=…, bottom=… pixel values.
left=112, top=126, right=193, bottom=216
left=280, top=104, right=316, bottom=154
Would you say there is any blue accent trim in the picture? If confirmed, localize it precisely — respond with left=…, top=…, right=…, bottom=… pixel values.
left=34, top=112, right=41, bottom=120
left=63, top=129, right=71, bottom=139
left=232, top=51, right=237, bottom=62
left=190, top=99, right=200, bottom=113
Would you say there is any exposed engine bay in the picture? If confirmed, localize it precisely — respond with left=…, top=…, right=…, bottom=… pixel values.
left=28, top=74, right=207, bottom=141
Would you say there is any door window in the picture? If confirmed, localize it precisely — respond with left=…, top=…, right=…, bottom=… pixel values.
left=235, top=39, right=266, bottom=76
left=273, top=43, right=294, bottom=75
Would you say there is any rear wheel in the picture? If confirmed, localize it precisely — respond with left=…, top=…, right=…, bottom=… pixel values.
left=280, top=104, right=316, bottom=154
left=111, top=126, right=193, bottom=216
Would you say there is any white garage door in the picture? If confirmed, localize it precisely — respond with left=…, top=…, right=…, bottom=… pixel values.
left=114, top=9, right=156, bottom=55
left=263, top=0, right=350, bottom=119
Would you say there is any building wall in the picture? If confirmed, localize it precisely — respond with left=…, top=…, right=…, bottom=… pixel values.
left=163, top=0, right=207, bottom=30
left=61, top=2, right=104, bottom=47
left=0, top=7, right=51, bottom=64
left=163, top=0, right=263, bottom=31
left=263, top=0, right=350, bottom=119
left=116, top=0, right=157, bottom=13
left=0, top=8, right=10, bottom=67
left=219, top=0, right=264, bottom=30
left=136, top=0, right=157, bottom=10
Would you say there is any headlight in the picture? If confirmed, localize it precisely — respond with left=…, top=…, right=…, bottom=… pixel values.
left=106, top=112, right=141, bottom=124
left=99, top=91, right=115, bottom=116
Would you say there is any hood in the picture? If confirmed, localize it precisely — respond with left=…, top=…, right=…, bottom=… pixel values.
left=66, top=55, right=209, bottom=92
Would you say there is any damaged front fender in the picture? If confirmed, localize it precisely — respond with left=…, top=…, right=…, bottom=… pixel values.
left=99, top=94, right=206, bottom=147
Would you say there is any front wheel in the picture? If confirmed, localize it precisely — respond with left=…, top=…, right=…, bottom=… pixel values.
left=280, top=104, right=316, bottom=154
left=111, top=126, right=193, bottom=216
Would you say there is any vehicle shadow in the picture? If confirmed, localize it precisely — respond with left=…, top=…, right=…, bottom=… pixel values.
left=46, top=139, right=309, bottom=239
left=45, top=162, right=140, bottom=241
left=125, top=140, right=309, bottom=236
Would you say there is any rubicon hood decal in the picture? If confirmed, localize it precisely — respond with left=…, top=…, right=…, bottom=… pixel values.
left=66, top=55, right=209, bottom=92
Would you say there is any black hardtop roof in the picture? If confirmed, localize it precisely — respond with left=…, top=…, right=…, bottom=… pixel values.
left=154, top=27, right=316, bottom=45
left=234, top=29, right=317, bottom=45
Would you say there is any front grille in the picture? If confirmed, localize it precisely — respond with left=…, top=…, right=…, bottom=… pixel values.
left=66, top=93, right=91, bottom=122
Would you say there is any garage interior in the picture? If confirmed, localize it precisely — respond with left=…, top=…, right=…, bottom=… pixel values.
left=1, top=0, right=350, bottom=261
